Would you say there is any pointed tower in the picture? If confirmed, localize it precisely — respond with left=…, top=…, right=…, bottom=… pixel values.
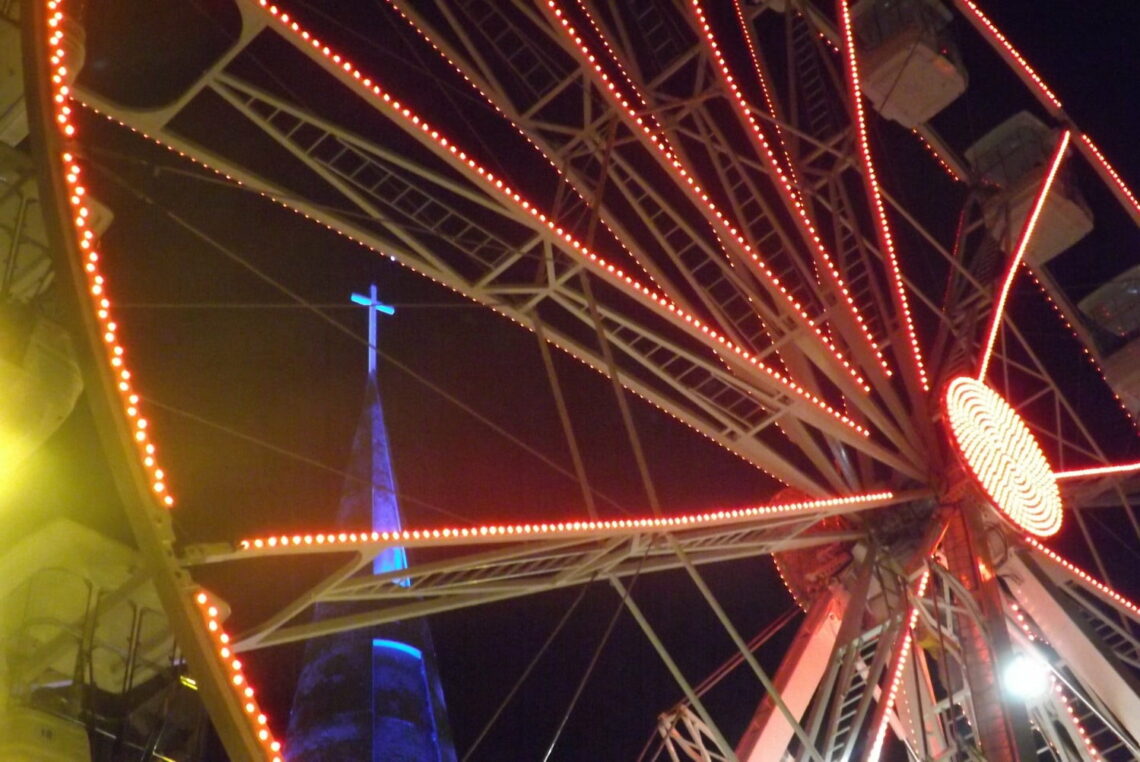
left=285, top=288, right=456, bottom=762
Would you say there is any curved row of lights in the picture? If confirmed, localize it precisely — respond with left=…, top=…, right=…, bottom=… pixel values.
left=44, top=12, right=173, bottom=508
left=236, top=490, right=896, bottom=552
left=40, top=1, right=282, bottom=756
left=1079, top=133, right=1140, bottom=220
left=957, top=0, right=1062, bottom=110
left=195, top=592, right=284, bottom=760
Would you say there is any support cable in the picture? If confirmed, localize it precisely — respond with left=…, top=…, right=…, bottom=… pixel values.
left=635, top=605, right=802, bottom=761
left=541, top=551, right=650, bottom=762
left=461, top=579, right=594, bottom=761
left=574, top=120, right=663, bottom=516
left=534, top=317, right=600, bottom=519
left=611, top=576, right=738, bottom=760
left=88, top=162, right=633, bottom=515
left=141, top=395, right=471, bottom=523
left=669, top=539, right=826, bottom=762
left=579, top=270, right=662, bottom=514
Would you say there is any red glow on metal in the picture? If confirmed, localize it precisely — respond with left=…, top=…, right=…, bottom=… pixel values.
left=237, top=491, right=897, bottom=551
left=251, top=0, right=872, bottom=436
left=837, top=0, right=928, bottom=391
left=867, top=568, right=932, bottom=762
left=1053, top=461, right=1140, bottom=481
left=691, top=0, right=889, bottom=383
left=977, top=130, right=1071, bottom=381
left=944, top=377, right=1062, bottom=537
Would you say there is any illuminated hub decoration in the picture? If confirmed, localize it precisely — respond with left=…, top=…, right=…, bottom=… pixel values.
left=944, top=376, right=1062, bottom=537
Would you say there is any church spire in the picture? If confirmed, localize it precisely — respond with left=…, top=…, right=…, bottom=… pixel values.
left=285, top=287, right=455, bottom=761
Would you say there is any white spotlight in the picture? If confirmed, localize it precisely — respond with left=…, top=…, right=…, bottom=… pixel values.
left=1003, top=652, right=1050, bottom=701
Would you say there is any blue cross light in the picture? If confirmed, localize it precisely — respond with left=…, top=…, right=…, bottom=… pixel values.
left=350, top=285, right=395, bottom=374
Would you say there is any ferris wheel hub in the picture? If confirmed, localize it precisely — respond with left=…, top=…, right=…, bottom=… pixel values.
left=943, top=376, right=1062, bottom=537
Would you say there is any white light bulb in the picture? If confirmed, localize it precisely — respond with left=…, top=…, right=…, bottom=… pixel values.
left=1004, top=653, right=1050, bottom=701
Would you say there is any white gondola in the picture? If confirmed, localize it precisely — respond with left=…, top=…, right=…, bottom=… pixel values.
left=853, top=0, right=967, bottom=127
left=967, top=112, right=1094, bottom=267
left=1080, top=266, right=1140, bottom=415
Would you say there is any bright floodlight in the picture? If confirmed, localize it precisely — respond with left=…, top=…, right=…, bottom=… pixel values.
left=1003, top=653, right=1050, bottom=701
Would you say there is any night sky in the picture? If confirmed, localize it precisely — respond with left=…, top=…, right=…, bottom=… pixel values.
left=17, top=0, right=1140, bottom=759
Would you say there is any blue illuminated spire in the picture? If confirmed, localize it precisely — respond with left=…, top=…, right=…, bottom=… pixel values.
left=350, top=285, right=407, bottom=577
left=285, top=287, right=456, bottom=761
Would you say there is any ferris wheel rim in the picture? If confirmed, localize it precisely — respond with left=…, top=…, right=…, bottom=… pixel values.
left=22, top=0, right=1140, bottom=759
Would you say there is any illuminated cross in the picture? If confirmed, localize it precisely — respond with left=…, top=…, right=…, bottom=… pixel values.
left=350, top=284, right=396, bottom=375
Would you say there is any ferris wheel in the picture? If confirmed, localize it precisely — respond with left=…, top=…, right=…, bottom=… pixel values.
left=20, top=0, right=1140, bottom=759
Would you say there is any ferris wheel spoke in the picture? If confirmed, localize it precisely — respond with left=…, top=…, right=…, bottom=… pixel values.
left=976, top=130, right=1071, bottom=382
left=687, top=0, right=894, bottom=383
left=836, top=0, right=929, bottom=400
left=533, top=0, right=880, bottom=398
left=77, top=6, right=942, bottom=488
left=197, top=492, right=901, bottom=651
